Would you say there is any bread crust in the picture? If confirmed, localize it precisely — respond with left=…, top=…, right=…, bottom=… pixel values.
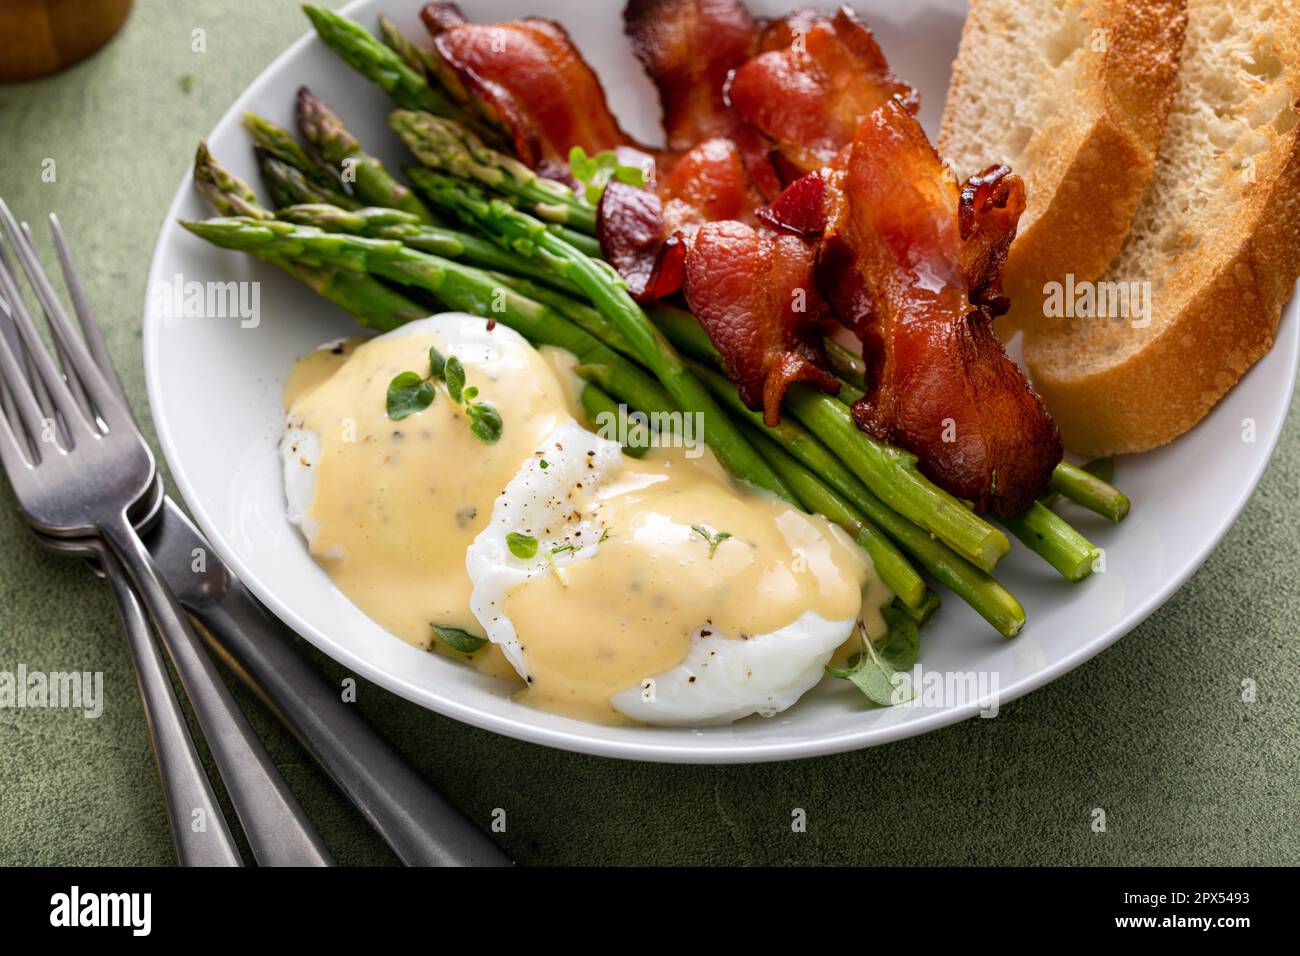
left=1027, top=121, right=1300, bottom=456
left=939, top=0, right=1188, bottom=332
left=1023, top=0, right=1300, bottom=456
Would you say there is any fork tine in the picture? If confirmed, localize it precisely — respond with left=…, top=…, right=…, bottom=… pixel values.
left=0, top=253, right=76, bottom=450
left=0, top=233, right=92, bottom=441
left=0, top=288, right=52, bottom=450
left=20, top=220, right=94, bottom=419
left=0, top=200, right=122, bottom=434
left=49, top=214, right=126, bottom=402
left=0, top=293, right=38, bottom=461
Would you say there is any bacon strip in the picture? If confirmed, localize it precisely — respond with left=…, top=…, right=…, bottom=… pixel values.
left=623, top=0, right=781, bottom=199
left=421, top=2, right=641, bottom=168
left=823, top=100, right=1060, bottom=516
left=684, top=220, right=840, bottom=426
left=727, top=6, right=918, bottom=175
left=598, top=137, right=763, bottom=300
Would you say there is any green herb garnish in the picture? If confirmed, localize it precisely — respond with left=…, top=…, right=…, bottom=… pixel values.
left=386, top=371, right=435, bottom=420
left=825, top=608, right=920, bottom=707
left=467, top=400, right=502, bottom=444
left=691, top=524, right=732, bottom=559
left=385, top=346, right=501, bottom=442
left=506, top=532, right=538, bottom=560
left=568, top=146, right=647, bottom=204
left=444, top=356, right=466, bottom=402
left=431, top=624, right=487, bottom=654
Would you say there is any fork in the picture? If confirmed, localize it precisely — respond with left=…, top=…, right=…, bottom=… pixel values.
left=1, top=275, right=241, bottom=866
left=0, top=198, right=331, bottom=866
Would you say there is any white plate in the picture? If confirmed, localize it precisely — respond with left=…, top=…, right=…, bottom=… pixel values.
left=143, top=0, right=1299, bottom=763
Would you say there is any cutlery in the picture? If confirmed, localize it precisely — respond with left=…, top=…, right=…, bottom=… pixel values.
left=13, top=210, right=512, bottom=867
left=0, top=198, right=331, bottom=866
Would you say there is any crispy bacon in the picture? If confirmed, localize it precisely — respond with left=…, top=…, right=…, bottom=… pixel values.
left=823, top=100, right=1060, bottom=516
left=727, top=6, right=918, bottom=175
left=684, top=220, right=840, bottom=425
left=598, top=181, right=686, bottom=301
left=757, top=167, right=837, bottom=238
left=624, top=0, right=782, bottom=199
left=421, top=3, right=641, bottom=168
left=598, top=137, right=763, bottom=300
left=624, top=0, right=756, bottom=150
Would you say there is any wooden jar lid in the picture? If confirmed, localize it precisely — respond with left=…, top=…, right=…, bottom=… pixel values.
left=0, top=0, right=133, bottom=83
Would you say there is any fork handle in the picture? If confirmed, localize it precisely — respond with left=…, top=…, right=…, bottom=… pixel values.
left=98, top=511, right=334, bottom=867
left=101, top=547, right=243, bottom=866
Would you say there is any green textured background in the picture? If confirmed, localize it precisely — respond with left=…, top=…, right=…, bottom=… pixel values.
left=0, top=0, right=1297, bottom=867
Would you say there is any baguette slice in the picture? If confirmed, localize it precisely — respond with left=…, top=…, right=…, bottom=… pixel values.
left=938, top=0, right=1187, bottom=332
left=1022, top=0, right=1300, bottom=455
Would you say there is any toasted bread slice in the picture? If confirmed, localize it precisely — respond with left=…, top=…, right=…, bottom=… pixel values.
left=1022, top=0, right=1300, bottom=455
left=938, top=0, right=1187, bottom=332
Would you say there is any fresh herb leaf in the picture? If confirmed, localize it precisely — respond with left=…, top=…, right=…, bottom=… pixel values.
left=506, top=532, right=538, bottom=560
left=386, top=371, right=435, bottom=420
left=444, top=356, right=466, bottom=402
left=691, top=524, right=733, bottom=559
left=598, top=528, right=610, bottom=544
left=568, top=146, right=647, bottom=204
left=463, top=385, right=479, bottom=400
left=550, top=543, right=577, bottom=555
left=427, top=345, right=447, bottom=378
left=825, top=608, right=920, bottom=707
left=431, top=624, right=487, bottom=654
left=467, top=401, right=502, bottom=444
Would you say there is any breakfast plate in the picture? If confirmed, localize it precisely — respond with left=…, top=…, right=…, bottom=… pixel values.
left=143, top=0, right=1299, bottom=762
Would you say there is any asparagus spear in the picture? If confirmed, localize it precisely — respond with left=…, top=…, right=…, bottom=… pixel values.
left=894, top=589, right=941, bottom=627
left=256, top=147, right=361, bottom=210
left=277, top=203, right=576, bottom=294
left=302, top=5, right=464, bottom=118
left=406, top=172, right=799, bottom=504
left=998, top=505, right=1100, bottom=582
left=743, top=425, right=926, bottom=608
left=192, top=146, right=426, bottom=331
left=647, top=305, right=1011, bottom=572
left=482, top=271, right=639, bottom=361
left=181, top=217, right=685, bottom=430
left=243, top=113, right=349, bottom=194
left=377, top=13, right=440, bottom=81
left=1047, top=460, right=1130, bottom=521
left=193, top=140, right=272, bottom=219
left=691, top=361, right=1025, bottom=635
left=391, top=110, right=597, bottom=234
left=295, top=87, right=439, bottom=225
left=277, top=261, right=430, bottom=332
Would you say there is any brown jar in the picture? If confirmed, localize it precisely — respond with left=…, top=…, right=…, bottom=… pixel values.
left=0, top=0, right=133, bottom=83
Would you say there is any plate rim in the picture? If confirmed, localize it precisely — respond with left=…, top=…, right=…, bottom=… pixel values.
left=142, top=0, right=1300, bottom=763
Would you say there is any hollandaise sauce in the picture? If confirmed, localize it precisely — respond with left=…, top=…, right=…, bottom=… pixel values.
left=284, top=315, right=887, bottom=725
